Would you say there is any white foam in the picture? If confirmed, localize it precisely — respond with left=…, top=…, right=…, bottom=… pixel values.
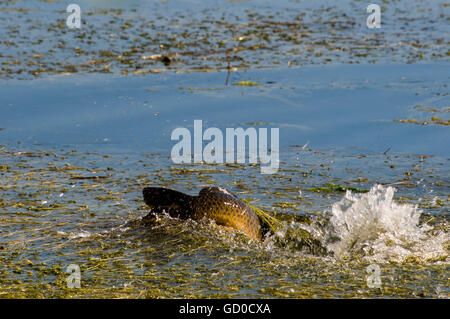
left=56, top=229, right=95, bottom=239
left=325, top=184, right=448, bottom=263
left=68, top=230, right=93, bottom=239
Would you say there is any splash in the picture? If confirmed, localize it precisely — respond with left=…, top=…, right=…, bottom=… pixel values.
left=56, top=222, right=131, bottom=240
left=325, top=184, right=448, bottom=263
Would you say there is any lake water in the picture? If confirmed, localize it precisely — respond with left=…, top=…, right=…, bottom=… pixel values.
left=0, top=0, right=448, bottom=298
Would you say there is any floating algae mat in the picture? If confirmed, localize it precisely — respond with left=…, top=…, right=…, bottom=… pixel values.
left=0, top=146, right=448, bottom=298
left=0, top=0, right=449, bottom=80
left=0, top=0, right=449, bottom=299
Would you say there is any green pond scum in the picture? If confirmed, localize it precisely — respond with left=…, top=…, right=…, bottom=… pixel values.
left=0, top=0, right=449, bottom=300
left=0, top=146, right=448, bottom=298
left=0, top=0, right=449, bottom=79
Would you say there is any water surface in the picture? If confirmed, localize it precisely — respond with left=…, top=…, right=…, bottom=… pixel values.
left=0, top=0, right=448, bottom=298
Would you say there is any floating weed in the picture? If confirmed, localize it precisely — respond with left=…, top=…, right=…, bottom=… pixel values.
left=243, top=200, right=284, bottom=233
left=394, top=118, right=450, bottom=126
left=234, top=81, right=260, bottom=87
left=0, top=144, right=448, bottom=298
left=306, top=183, right=369, bottom=193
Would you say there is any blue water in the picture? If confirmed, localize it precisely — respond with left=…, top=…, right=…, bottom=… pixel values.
left=1, top=64, right=449, bottom=158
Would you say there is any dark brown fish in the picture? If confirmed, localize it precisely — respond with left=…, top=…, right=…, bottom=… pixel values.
left=142, top=187, right=262, bottom=241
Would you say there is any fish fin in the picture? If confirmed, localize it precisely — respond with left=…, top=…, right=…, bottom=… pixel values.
left=198, top=187, right=237, bottom=198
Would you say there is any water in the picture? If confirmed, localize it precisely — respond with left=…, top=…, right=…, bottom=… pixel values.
left=325, top=185, right=448, bottom=262
left=0, top=0, right=448, bottom=298
left=1, top=64, right=448, bottom=155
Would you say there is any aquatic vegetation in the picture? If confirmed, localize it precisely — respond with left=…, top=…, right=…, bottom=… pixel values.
left=395, top=104, right=450, bottom=126
left=0, top=0, right=449, bottom=79
left=244, top=201, right=284, bottom=233
left=0, top=146, right=448, bottom=298
left=394, top=118, right=450, bottom=126
left=234, top=81, right=260, bottom=87
left=306, top=183, right=368, bottom=194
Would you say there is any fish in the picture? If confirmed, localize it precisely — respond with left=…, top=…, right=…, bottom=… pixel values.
left=142, top=187, right=262, bottom=241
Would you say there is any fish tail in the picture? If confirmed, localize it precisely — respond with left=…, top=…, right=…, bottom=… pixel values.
left=142, top=187, right=193, bottom=219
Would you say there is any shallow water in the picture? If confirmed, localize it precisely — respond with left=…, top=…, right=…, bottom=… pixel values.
left=0, top=0, right=449, bottom=298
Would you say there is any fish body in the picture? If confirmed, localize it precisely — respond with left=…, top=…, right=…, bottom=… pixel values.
left=143, top=187, right=262, bottom=241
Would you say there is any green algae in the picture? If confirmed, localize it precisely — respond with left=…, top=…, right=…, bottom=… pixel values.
left=394, top=118, right=450, bottom=126
left=1, top=0, right=449, bottom=80
left=306, top=183, right=368, bottom=194
left=234, top=81, right=260, bottom=87
left=244, top=201, right=284, bottom=233
left=5, top=145, right=447, bottom=298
